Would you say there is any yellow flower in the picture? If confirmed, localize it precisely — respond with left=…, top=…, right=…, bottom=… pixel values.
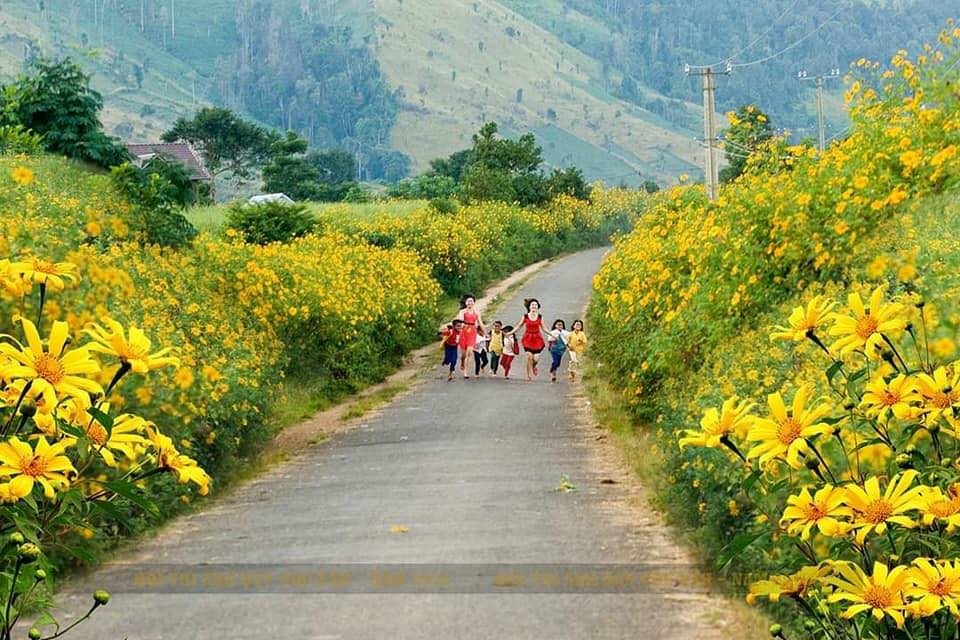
left=842, top=471, right=923, bottom=544
left=828, top=287, right=906, bottom=358
left=747, top=565, right=828, bottom=604
left=83, top=318, right=180, bottom=374
left=917, top=486, right=960, bottom=532
left=0, top=436, right=75, bottom=499
left=931, top=144, right=957, bottom=167
left=65, top=411, right=150, bottom=468
left=9, top=258, right=79, bottom=292
left=147, top=427, right=211, bottom=495
left=0, top=318, right=102, bottom=408
left=173, top=367, right=194, bottom=389
left=860, top=374, right=921, bottom=422
left=747, top=385, right=832, bottom=469
left=853, top=175, right=869, bottom=189
left=825, top=561, right=908, bottom=627
left=781, top=485, right=852, bottom=540
left=10, top=166, right=34, bottom=186
left=899, top=150, right=922, bottom=171
left=678, top=397, right=754, bottom=449
left=915, top=366, right=960, bottom=425
left=905, top=559, right=960, bottom=617
left=770, top=296, right=834, bottom=342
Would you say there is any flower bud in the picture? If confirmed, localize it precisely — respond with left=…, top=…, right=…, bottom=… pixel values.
left=28, top=628, right=41, bottom=640
left=805, top=457, right=821, bottom=471
left=19, top=400, right=36, bottom=418
left=93, top=590, right=111, bottom=606
left=896, top=453, right=914, bottom=469
left=929, top=423, right=941, bottom=435
left=769, top=623, right=783, bottom=637
left=8, top=532, right=24, bottom=545
left=943, top=457, right=954, bottom=468
left=905, top=444, right=917, bottom=454
left=842, top=400, right=856, bottom=411
left=34, top=568, right=46, bottom=581
left=18, top=543, right=41, bottom=563
left=803, top=620, right=817, bottom=631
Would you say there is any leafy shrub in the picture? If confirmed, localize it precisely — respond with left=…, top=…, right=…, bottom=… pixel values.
left=110, top=160, right=198, bottom=249
left=0, top=124, right=42, bottom=155
left=389, top=174, right=458, bottom=200
left=225, top=201, right=318, bottom=245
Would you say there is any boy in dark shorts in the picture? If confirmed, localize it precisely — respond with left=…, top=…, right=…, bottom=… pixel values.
left=439, top=319, right=463, bottom=381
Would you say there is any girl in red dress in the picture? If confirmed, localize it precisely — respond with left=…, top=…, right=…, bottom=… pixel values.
left=456, top=294, right=485, bottom=379
left=509, top=298, right=552, bottom=381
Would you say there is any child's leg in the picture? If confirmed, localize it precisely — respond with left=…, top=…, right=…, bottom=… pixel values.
left=568, top=351, right=579, bottom=380
left=490, top=352, right=500, bottom=374
left=501, top=355, right=513, bottom=377
left=474, top=351, right=482, bottom=376
left=481, top=351, right=489, bottom=371
left=550, top=350, right=562, bottom=373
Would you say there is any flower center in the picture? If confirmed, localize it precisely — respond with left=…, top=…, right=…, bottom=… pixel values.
left=930, top=578, right=955, bottom=597
left=856, top=314, right=879, bottom=340
left=119, top=344, right=149, bottom=360
left=863, top=584, right=894, bottom=609
left=777, top=418, right=803, bottom=445
left=929, top=499, right=959, bottom=518
left=33, top=353, right=65, bottom=384
left=881, top=390, right=900, bottom=407
left=931, top=391, right=953, bottom=409
left=19, top=455, right=47, bottom=478
left=86, top=423, right=108, bottom=446
left=802, top=502, right=827, bottom=521
left=863, top=499, right=893, bottom=524
left=32, top=259, right=57, bottom=274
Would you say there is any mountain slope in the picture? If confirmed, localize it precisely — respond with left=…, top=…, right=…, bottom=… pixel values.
left=372, top=0, right=701, bottom=183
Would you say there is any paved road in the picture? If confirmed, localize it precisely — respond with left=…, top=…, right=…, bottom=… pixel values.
left=53, top=248, right=747, bottom=639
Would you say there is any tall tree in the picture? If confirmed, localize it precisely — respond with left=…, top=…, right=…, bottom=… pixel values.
left=161, top=107, right=277, bottom=187
left=460, top=122, right=550, bottom=206
left=719, top=104, right=774, bottom=183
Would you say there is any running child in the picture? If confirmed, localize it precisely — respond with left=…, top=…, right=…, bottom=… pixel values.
left=500, top=325, right=519, bottom=379
left=473, top=328, right=490, bottom=377
left=439, top=319, right=463, bottom=382
left=566, top=319, right=587, bottom=381
left=488, top=321, right=504, bottom=375
left=547, top=319, right=570, bottom=383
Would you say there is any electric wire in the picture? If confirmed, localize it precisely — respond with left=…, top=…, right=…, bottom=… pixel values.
left=730, top=6, right=845, bottom=68
left=687, top=0, right=803, bottom=70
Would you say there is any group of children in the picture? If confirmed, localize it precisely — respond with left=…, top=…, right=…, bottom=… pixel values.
left=439, top=315, right=587, bottom=383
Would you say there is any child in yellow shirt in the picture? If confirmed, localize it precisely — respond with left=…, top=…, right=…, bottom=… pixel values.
left=566, top=319, right=587, bottom=381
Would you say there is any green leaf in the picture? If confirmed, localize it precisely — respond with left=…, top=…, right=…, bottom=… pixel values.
left=89, top=499, right=127, bottom=522
left=717, top=530, right=767, bottom=570
left=825, top=361, right=843, bottom=384
left=87, top=406, right=113, bottom=438
left=741, top=470, right=761, bottom=492
left=103, top=480, right=160, bottom=518
left=853, top=437, right=887, bottom=452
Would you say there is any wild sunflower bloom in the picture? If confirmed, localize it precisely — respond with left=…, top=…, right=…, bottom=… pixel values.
left=0, top=436, right=76, bottom=499
left=781, top=485, right=852, bottom=540
left=678, top=397, right=754, bottom=450
left=828, top=287, right=906, bottom=358
left=746, top=385, right=832, bottom=469
left=83, top=318, right=180, bottom=374
left=746, top=565, right=828, bottom=604
left=0, top=259, right=31, bottom=297
left=918, top=487, right=960, bottom=531
left=916, top=366, right=960, bottom=425
left=9, top=258, right=78, bottom=292
left=842, top=471, right=923, bottom=544
left=147, top=428, right=211, bottom=496
left=10, top=166, right=34, bottom=186
left=65, top=412, right=149, bottom=468
left=0, top=318, right=102, bottom=408
left=860, top=374, right=921, bottom=422
left=825, top=561, right=908, bottom=627
left=770, top=296, right=834, bottom=342
left=905, top=559, right=960, bottom=617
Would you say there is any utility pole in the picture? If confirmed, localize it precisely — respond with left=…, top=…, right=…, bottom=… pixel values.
left=685, top=62, right=731, bottom=201
left=798, top=69, right=840, bottom=153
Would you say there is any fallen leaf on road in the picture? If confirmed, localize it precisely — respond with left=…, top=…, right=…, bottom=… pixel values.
left=390, top=525, right=409, bottom=534
left=554, top=475, right=576, bottom=493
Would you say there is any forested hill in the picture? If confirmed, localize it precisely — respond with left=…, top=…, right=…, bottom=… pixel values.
left=0, top=0, right=953, bottom=184
left=501, top=0, right=957, bottom=140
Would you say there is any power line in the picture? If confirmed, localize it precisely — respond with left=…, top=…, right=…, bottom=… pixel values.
left=731, top=6, right=846, bottom=68
left=687, top=0, right=803, bottom=70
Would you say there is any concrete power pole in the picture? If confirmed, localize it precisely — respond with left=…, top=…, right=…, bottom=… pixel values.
left=685, top=62, right=731, bottom=201
left=798, top=69, right=840, bottom=153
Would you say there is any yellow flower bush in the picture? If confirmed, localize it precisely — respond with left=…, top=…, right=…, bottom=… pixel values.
left=590, top=27, right=960, bottom=637
left=0, top=258, right=207, bottom=637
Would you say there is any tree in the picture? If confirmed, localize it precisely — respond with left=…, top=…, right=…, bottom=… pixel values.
left=161, top=107, right=277, bottom=188
left=546, top=167, right=591, bottom=200
left=719, top=104, right=775, bottom=183
left=428, top=149, right=471, bottom=181
left=642, top=179, right=660, bottom=194
left=260, top=132, right=356, bottom=202
left=460, top=122, right=549, bottom=206
left=110, top=157, right=198, bottom=248
left=1, top=58, right=129, bottom=168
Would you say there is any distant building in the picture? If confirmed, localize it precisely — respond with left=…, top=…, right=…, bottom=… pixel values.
left=248, top=193, right=294, bottom=205
left=125, top=142, right=213, bottom=198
